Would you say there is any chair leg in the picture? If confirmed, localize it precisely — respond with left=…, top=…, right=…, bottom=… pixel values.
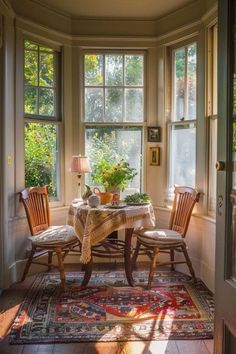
left=62, top=250, right=70, bottom=261
left=55, top=248, right=66, bottom=290
left=170, top=249, right=175, bottom=271
left=21, top=246, right=36, bottom=281
left=81, top=256, right=93, bottom=287
left=181, top=243, right=197, bottom=282
left=48, top=251, right=53, bottom=271
left=147, top=247, right=159, bottom=290
left=131, top=239, right=141, bottom=270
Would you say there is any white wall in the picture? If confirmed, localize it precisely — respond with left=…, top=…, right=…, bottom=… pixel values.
left=0, top=0, right=217, bottom=291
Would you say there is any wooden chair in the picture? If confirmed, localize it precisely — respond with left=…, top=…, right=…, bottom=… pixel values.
left=20, top=186, right=80, bottom=289
left=132, top=186, right=200, bottom=289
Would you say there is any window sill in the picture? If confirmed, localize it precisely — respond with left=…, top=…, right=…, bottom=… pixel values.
left=154, top=205, right=216, bottom=224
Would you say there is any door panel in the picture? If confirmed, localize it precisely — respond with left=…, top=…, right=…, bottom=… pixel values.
left=215, top=0, right=236, bottom=353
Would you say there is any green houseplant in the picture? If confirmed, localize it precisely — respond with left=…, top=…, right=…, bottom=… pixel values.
left=91, top=159, right=137, bottom=193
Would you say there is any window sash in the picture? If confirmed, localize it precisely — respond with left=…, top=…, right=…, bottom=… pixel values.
left=168, top=121, right=196, bottom=189
left=172, top=42, right=197, bottom=122
left=23, top=39, right=62, bottom=201
left=84, top=125, right=143, bottom=193
left=24, top=40, right=61, bottom=121
left=83, top=52, right=145, bottom=123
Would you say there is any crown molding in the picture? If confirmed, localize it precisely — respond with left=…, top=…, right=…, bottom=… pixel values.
left=156, top=20, right=201, bottom=45
left=14, top=1, right=217, bottom=46
left=0, top=0, right=15, bottom=18
left=28, top=0, right=71, bottom=19
left=16, top=16, right=72, bottom=42
left=202, top=3, right=217, bottom=24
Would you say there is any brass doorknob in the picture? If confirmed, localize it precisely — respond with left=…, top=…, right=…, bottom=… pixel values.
left=216, top=161, right=225, bottom=171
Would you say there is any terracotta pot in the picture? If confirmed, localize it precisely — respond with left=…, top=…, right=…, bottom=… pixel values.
left=93, top=187, right=113, bottom=204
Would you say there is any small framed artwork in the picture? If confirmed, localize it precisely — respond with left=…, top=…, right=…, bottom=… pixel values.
left=149, top=147, right=160, bottom=166
left=147, top=127, right=161, bottom=142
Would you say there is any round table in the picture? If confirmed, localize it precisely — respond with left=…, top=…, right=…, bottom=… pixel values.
left=68, top=201, right=156, bottom=286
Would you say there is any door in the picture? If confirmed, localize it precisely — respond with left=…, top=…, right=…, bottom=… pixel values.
left=215, top=0, right=236, bottom=353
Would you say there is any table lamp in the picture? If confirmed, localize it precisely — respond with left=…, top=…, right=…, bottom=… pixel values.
left=70, top=155, right=91, bottom=200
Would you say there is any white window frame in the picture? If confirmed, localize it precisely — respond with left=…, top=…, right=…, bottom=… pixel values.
left=168, top=41, right=197, bottom=192
left=82, top=50, right=147, bottom=193
left=23, top=37, right=63, bottom=204
left=207, top=23, right=218, bottom=216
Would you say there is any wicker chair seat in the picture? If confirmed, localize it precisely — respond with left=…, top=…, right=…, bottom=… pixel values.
left=136, top=229, right=183, bottom=246
left=29, top=225, right=78, bottom=246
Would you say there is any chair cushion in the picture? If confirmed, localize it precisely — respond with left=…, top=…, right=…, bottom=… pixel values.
left=29, top=225, right=78, bottom=246
left=137, top=228, right=183, bottom=246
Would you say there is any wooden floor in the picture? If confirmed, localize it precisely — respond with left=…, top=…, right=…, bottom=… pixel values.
left=0, top=263, right=214, bottom=354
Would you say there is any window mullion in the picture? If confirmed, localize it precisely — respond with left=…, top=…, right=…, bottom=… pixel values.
left=37, top=45, right=40, bottom=115
left=185, top=45, right=188, bottom=120
left=123, top=54, right=125, bottom=122
left=103, top=54, right=105, bottom=121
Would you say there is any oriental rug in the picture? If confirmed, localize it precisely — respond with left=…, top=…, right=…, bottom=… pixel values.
left=9, top=271, right=214, bottom=344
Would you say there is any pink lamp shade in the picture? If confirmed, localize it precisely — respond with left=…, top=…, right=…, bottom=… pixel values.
left=70, top=156, right=91, bottom=174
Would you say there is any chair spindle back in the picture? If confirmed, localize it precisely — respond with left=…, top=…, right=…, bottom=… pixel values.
left=19, top=186, right=51, bottom=235
left=169, top=186, right=200, bottom=237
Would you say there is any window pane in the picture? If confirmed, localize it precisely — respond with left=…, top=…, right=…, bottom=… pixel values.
left=24, top=40, right=37, bottom=50
left=125, top=55, right=143, bottom=86
left=85, top=126, right=142, bottom=194
left=174, top=48, right=185, bottom=121
left=39, top=53, right=54, bottom=87
left=85, top=55, right=103, bottom=86
left=169, top=123, right=196, bottom=187
left=25, top=122, right=58, bottom=199
left=39, top=46, right=53, bottom=53
left=24, top=50, right=38, bottom=86
left=39, top=88, right=54, bottom=116
left=84, top=88, right=103, bottom=121
left=125, top=88, right=143, bottom=122
left=187, top=43, right=197, bottom=120
left=24, top=86, right=38, bottom=114
left=105, top=88, right=123, bottom=121
left=105, top=55, right=123, bottom=86
left=213, top=26, right=218, bottom=116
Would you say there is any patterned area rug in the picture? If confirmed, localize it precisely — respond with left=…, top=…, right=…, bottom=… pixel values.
left=9, top=271, right=214, bottom=344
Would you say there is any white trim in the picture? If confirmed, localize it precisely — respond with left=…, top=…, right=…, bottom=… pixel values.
left=201, top=3, right=218, bottom=24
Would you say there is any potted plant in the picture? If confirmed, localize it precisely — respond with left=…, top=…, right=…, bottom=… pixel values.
left=91, top=159, right=137, bottom=197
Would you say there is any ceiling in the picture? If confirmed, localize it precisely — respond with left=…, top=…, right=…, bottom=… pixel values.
left=33, top=0, right=195, bottom=20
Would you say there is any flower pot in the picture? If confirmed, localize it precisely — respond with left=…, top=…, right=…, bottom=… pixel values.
left=93, top=188, right=113, bottom=205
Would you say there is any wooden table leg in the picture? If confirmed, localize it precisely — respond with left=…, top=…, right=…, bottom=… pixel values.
left=124, top=228, right=134, bottom=287
left=81, top=256, right=93, bottom=286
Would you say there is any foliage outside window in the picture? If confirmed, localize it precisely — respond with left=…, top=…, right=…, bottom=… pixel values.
left=24, top=40, right=61, bottom=199
left=169, top=42, right=197, bottom=188
left=84, top=53, right=145, bottom=194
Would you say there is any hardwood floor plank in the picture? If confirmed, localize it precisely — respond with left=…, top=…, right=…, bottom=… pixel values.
left=0, top=338, right=23, bottom=354
left=22, top=344, right=39, bottom=353
left=53, top=343, right=86, bottom=354
left=82, top=342, right=119, bottom=354
left=204, top=339, right=214, bottom=354
left=117, top=340, right=179, bottom=354
left=176, top=340, right=209, bottom=354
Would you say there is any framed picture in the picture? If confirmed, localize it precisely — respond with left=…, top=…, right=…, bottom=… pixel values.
left=147, top=127, right=161, bottom=142
left=149, top=147, right=160, bottom=166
